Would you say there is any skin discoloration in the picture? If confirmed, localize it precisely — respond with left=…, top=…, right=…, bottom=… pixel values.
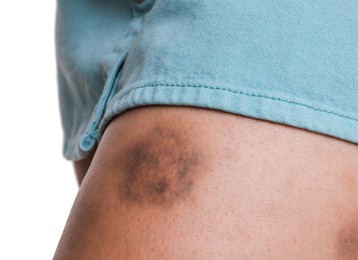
left=120, top=125, right=201, bottom=207
left=336, top=218, right=358, bottom=260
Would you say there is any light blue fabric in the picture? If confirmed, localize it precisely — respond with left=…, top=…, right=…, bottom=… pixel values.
left=56, top=0, right=358, bottom=161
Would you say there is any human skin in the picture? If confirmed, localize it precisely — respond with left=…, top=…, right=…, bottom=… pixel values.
left=73, top=148, right=96, bottom=186
left=54, top=106, right=358, bottom=259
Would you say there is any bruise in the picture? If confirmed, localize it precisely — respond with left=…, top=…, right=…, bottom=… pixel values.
left=336, top=217, right=358, bottom=260
left=120, top=125, right=201, bottom=207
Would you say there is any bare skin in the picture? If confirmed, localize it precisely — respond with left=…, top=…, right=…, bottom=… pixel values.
left=56, top=106, right=358, bottom=259
left=73, top=148, right=96, bottom=185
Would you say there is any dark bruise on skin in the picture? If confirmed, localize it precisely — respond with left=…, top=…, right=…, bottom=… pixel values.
left=120, top=125, right=201, bottom=207
left=336, top=221, right=358, bottom=260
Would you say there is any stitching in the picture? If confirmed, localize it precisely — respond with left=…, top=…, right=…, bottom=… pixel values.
left=115, top=83, right=358, bottom=122
left=88, top=57, right=126, bottom=132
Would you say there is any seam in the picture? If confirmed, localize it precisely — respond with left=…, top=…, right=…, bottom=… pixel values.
left=114, top=83, right=358, bottom=122
left=89, top=63, right=124, bottom=132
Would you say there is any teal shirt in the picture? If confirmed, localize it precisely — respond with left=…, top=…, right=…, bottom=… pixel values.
left=56, top=0, right=358, bottom=160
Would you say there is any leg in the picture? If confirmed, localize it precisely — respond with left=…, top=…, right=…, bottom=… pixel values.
left=73, top=148, right=96, bottom=186
left=54, top=106, right=358, bottom=259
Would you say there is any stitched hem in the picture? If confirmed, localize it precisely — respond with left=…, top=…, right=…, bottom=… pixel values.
left=112, top=83, right=358, bottom=122
left=64, top=82, right=358, bottom=161
left=102, top=83, right=358, bottom=143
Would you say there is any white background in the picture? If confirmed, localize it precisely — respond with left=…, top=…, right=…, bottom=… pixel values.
left=0, top=1, right=78, bottom=259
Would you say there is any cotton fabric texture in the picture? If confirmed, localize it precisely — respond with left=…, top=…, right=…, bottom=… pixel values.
left=56, top=0, right=358, bottom=161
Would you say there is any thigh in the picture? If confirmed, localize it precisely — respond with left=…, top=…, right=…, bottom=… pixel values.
left=55, top=106, right=358, bottom=260
left=73, top=148, right=96, bottom=185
